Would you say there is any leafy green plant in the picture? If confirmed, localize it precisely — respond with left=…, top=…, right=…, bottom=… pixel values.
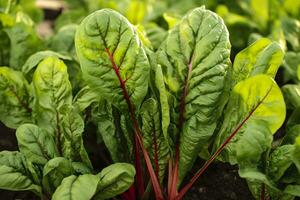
left=74, top=7, right=286, bottom=200
left=0, top=56, right=135, bottom=199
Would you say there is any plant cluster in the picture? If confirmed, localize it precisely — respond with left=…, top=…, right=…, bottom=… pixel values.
left=0, top=0, right=299, bottom=200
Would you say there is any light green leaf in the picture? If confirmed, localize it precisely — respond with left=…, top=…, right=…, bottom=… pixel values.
left=16, top=124, right=58, bottom=165
left=140, top=98, right=170, bottom=182
left=0, top=67, right=32, bottom=129
left=157, top=7, right=231, bottom=181
left=214, top=75, right=286, bottom=163
left=94, top=163, right=135, bottom=200
left=60, top=105, right=92, bottom=168
left=42, top=157, right=73, bottom=194
left=75, top=9, right=150, bottom=111
left=22, top=50, right=72, bottom=76
left=73, top=86, right=100, bottom=112
left=33, top=56, right=72, bottom=137
left=281, top=17, right=300, bottom=51
left=284, top=185, right=300, bottom=197
left=236, top=121, right=272, bottom=169
left=0, top=151, right=41, bottom=194
left=52, top=174, right=99, bottom=200
left=232, top=38, right=284, bottom=85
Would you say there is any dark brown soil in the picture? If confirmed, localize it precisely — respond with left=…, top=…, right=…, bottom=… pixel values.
left=183, top=159, right=254, bottom=200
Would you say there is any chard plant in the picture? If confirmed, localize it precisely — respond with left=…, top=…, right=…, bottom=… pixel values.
left=73, top=7, right=286, bottom=200
left=0, top=2, right=291, bottom=199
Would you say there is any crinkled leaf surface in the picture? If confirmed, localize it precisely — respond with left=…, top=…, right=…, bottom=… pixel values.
left=0, top=67, right=32, bottom=129
left=16, top=124, right=58, bottom=165
left=33, top=56, right=72, bottom=137
left=52, top=174, right=99, bottom=200
left=157, top=6, right=231, bottom=181
left=0, top=151, right=41, bottom=194
left=75, top=8, right=150, bottom=110
left=42, top=157, right=74, bottom=195
left=140, top=98, right=169, bottom=182
left=94, top=163, right=135, bottom=200
left=232, top=38, right=283, bottom=85
left=214, top=75, right=285, bottom=163
left=60, top=105, right=92, bottom=167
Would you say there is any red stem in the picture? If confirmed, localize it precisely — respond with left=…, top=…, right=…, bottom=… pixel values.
left=261, top=183, right=265, bottom=200
left=169, top=146, right=179, bottom=200
left=105, top=48, right=163, bottom=199
left=176, top=88, right=272, bottom=200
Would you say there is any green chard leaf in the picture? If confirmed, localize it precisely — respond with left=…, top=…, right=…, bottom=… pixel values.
left=140, top=98, right=170, bottom=182
left=0, top=67, right=33, bottom=129
left=94, top=163, right=135, bottom=200
left=282, top=52, right=300, bottom=83
left=281, top=84, right=300, bottom=109
left=214, top=75, right=286, bottom=164
left=42, top=157, right=74, bottom=195
left=32, top=56, right=72, bottom=148
left=231, top=38, right=284, bottom=86
left=0, top=151, right=41, bottom=194
left=16, top=124, right=58, bottom=165
left=59, top=105, right=92, bottom=168
left=52, top=163, right=135, bottom=200
left=157, top=7, right=231, bottom=181
left=75, top=8, right=150, bottom=111
left=52, top=174, right=99, bottom=200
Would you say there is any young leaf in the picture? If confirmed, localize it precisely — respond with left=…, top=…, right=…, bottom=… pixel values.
left=42, top=157, right=74, bottom=195
left=94, top=163, right=136, bottom=200
left=75, top=8, right=150, bottom=110
left=157, top=6, right=231, bottom=181
left=22, top=50, right=72, bottom=76
left=33, top=56, right=72, bottom=153
left=73, top=86, right=100, bottom=112
left=60, top=105, right=92, bottom=168
left=52, top=174, right=100, bottom=200
left=214, top=75, right=286, bottom=163
left=16, top=124, right=58, bottom=165
left=140, top=98, right=170, bottom=182
left=232, top=38, right=284, bottom=85
left=0, top=67, right=32, bottom=129
left=0, top=151, right=41, bottom=194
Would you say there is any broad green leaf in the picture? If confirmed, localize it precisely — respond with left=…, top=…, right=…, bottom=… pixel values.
left=0, top=151, right=41, bottom=194
left=284, top=0, right=300, bottom=17
left=52, top=174, right=100, bottom=200
left=214, top=75, right=286, bottom=163
left=140, top=98, right=170, bottom=182
left=125, top=0, right=146, bottom=25
left=282, top=124, right=300, bottom=145
left=72, top=162, right=93, bottom=174
left=73, top=86, right=100, bottom=112
left=267, top=145, right=295, bottom=182
left=236, top=121, right=272, bottom=169
left=163, top=13, right=180, bottom=29
left=157, top=7, right=231, bottom=181
left=16, top=124, right=58, bottom=165
left=94, top=163, right=135, bottom=200
left=281, top=84, right=300, bottom=109
left=284, top=185, right=300, bottom=197
left=250, top=0, right=268, bottom=31
left=60, top=105, right=92, bottom=168
left=232, top=38, right=284, bottom=85
left=75, top=9, right=150, bottom=110
left=143, top=23, right=167, bottom=50
left=0, top=67, right=32, bottom=129
left=22, top=50, right=72, bottom=75
left=5, top=23, right=43, bottom=69
left=92, top=100, right=130, bottom=162
left=293, top=136, right=300, bottom=172
left=49, top=24, right=78, bottom=55
left=33, top=56, right=72, bottom=137
left=42, top=157, right=73, bottom=195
